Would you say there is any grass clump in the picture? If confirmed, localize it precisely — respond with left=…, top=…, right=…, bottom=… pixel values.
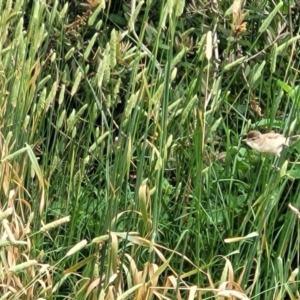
left=0, top=0, right=300, bottom=299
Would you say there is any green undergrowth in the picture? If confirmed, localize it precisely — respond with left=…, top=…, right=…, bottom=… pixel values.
left=0, top=0, right=300, bottom=299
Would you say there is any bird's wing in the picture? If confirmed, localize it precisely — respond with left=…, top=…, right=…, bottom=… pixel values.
left=265, top=133, right=283, bottom=139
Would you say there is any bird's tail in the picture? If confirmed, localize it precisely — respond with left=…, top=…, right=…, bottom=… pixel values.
left=289, top=135, right=300, bottom=144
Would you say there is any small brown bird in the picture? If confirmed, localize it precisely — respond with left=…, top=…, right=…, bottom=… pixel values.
left=242, top=130, right=300, bottom=156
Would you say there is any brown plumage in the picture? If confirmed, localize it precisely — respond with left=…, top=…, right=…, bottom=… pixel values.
left=242, top=130, right=300, bottom=156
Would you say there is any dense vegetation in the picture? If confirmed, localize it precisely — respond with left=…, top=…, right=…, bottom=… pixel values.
left=1, top=0, right=300, bottom=299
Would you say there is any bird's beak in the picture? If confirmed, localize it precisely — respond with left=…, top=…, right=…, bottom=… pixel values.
left=241, top=136, right=248, bottom=142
